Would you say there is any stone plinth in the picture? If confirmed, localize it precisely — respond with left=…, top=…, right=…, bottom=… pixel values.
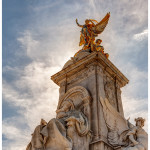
left=51, top=51, right=129, bottom=150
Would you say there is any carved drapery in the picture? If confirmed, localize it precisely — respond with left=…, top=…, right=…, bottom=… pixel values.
left=56, top=86, right=92, bottom=150
left=57, top=86, right=92, bottom=127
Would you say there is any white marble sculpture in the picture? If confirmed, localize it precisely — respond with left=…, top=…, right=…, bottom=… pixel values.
left=100, top=97, right=148, bottom=150
left=26, top=86, right=92, bottom=150
left=26, top=119, right=47, bottom=150
left=25, top=14, right=147, bottom=149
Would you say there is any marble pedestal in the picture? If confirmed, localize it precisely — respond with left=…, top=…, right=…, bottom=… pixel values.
left=51, top=51, right=129, bottom=150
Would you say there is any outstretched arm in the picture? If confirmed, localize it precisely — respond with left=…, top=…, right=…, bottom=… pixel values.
left=89, top=20, right=95, bottom=26
left=76, top=19, right=83, bottom=27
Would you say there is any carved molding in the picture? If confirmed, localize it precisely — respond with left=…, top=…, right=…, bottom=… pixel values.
left=57, top=86, right=92, bottom=109
left=51, top=52, right=129, bottom=87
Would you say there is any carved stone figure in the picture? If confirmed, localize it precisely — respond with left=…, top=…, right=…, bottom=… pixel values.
left=26, top=119, right=47, bottom=150
left=40, top=118, right=72, bottom=150
left=100, top=97, right=148, bottom=150
left=66, top=111, right=91, bottom=150
left=56, top=99, right=75, bottom=119
left=123, top=117, right=147, bottom=150
left=26, top=15, right=147, bottom=150
left=26, top=86, right=91, bottom=150
left=95, top=39, right=109, bottom=58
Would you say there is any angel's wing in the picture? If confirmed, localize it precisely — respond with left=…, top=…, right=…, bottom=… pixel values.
left=92, top=12, right=110, bottom=35
left=100, top=97, right=129, bottom=146
left=127, top=120, right=134, bottom=129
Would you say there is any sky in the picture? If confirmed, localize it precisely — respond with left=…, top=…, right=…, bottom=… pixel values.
left=2, top=0, right=148, bottom=149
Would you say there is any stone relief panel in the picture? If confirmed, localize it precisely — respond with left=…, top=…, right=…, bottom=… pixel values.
left=104, top=76, right=117, bottom=110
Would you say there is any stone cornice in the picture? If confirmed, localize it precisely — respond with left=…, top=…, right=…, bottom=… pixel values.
left=51, top=52, right=129, bottom=87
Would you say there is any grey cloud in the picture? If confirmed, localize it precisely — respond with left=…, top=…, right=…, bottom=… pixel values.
left=133, top=29, right=148, bottom=41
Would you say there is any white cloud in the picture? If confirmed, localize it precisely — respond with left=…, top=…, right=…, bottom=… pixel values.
left=3, top=117, right=30, bottom=150
left=120, top=64, right=148, bottom=132
left=122, top=96, right=148, bottom=132
left=17, top=31, right=40, bottom=58
left=133, top=29, right=148, bottom=41
left=17, top=27, right=77, bottom=67
left=121, top=63, right=148, bottom=99
left=3, top=61, right=60, bottom=149
left=3, top=0, right=148, bottom=149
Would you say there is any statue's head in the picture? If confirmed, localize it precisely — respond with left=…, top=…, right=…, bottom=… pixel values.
left=85, top=19, right=90, bottom=25
left=135, top=117, right=145, bottom=127
left=96, top=39, right=102, bottom=44
left=40, top=118, right=47, bottom=126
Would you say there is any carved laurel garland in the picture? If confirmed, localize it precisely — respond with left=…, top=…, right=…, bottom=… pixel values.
left=57, top=86, right=92, bottom=109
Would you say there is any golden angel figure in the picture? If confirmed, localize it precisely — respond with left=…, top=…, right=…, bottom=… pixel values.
left=76, top=12, right=110, bottom=51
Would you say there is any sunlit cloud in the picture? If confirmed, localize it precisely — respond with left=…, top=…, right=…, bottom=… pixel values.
left=122, top=96, right=148, bottom=131
left=133, top=29, right=148, bottom=41
left=3, top=61, right=60, bottom=149
left=3, top=0, right=148, bottom=149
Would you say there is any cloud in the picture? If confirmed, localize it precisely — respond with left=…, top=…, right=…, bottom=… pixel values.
left=17, top=31, right=40, bottom=58
left=3, top=61, right=60, bottom=149
left=122, top=96, right=148, bottom=131
left=120, top=62, right=148, bottom=98
left=3, top=0, right=148, bottom=149
left=3, top=116, right=30, bottom=150
left=133, top=29, right=148, bottom=41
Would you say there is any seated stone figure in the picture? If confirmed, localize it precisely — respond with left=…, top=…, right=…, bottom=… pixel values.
left=100, top=97, right=148, bottom=150
left=123, top=117, right=147, bottom=150
left=95, top=39, right=109, bottom=58
left=26, top=119, right=47, bottom=150
left=26, top=99, right=91, bottom=150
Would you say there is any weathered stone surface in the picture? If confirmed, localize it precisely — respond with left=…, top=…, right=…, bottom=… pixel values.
left=51, top=52, right=128, bottom=142
left=100, top=97, right=148, bottom=150
left=26, top=51, right=147, bottom=150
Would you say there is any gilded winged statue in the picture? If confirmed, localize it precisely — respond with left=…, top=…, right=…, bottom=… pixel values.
left=76, top=12, right=110, bottom=53
left=100, top=97, right=148, bottom=150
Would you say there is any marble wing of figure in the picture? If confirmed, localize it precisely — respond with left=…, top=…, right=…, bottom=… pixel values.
left=100, top=97, right=129, bottom=147
left=92, top=12, right=110, bottom=36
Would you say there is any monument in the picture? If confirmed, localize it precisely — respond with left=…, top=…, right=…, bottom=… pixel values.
left=26, top=13, right=148, bottom=150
